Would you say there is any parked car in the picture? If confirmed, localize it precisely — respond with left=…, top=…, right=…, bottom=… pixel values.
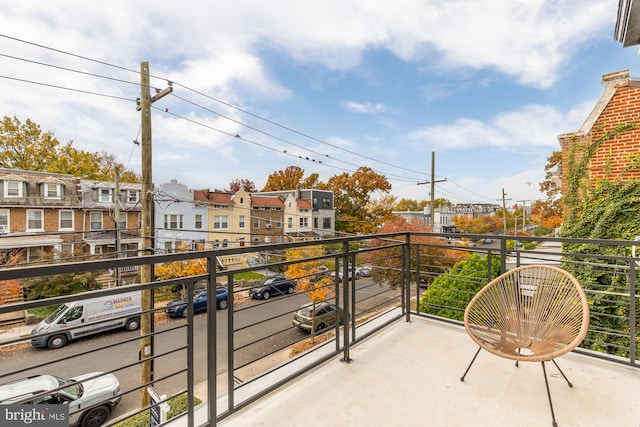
left=292, top=301, right=344, bottom=333
left=330, top=265, right=360, bottom=280
left=249, top=276, right=296, bottom=299
left=0, top=372, right=121, bottom=427
left=312, top=265, right=331, bottom=281
left=357, top=266, right=372, bottom=277
left=165, top=287, right=229, bottom=318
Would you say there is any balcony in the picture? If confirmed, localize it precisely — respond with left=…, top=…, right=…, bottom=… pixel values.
left=217, top=314, right=640, bottom=427
left=0, top=233, right=638, bottom=427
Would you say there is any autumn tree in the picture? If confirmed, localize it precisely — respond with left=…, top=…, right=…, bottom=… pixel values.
left=155, top=243, right=207, bottom=295
left=0, top=116, right=140, bottom=182
left=228, top=178, right=257, bottom=193
left=451, top=215, right=491, bottom=234
left=319, top=167, right=392, bottom=234
left=368, top=216, right=458, bottom=288
left=284, top=246, right=334, bottom=341
left=535, top=150, right=563, bottom=228
left=262, top=165, right=320, bottom=191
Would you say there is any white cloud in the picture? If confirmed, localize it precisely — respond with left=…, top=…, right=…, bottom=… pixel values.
left=406, top=102, right=594, bottom=152
left=342, top=101, right=390, bottom=114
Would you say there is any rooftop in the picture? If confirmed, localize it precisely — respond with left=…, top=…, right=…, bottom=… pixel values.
left=217, top=314, right=640, bottom=427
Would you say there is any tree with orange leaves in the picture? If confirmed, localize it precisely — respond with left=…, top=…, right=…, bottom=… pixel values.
left=155, top=243, right=207, bottom=295
left=284, top=245, right=334, bottom=341
left=369, top=216, right=461, bottom=288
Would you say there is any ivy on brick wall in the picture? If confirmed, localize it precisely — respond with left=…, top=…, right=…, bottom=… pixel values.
left=561, top=121, right=640, bottom=359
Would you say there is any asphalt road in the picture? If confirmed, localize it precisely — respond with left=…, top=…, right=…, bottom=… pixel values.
left=0, top=277, right=400, bottom=420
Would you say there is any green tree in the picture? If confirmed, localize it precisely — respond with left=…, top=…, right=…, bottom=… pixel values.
left=394, top=198, right=421, bottom=211
left=419, top=253, right=501, bottom=321
left=0, top=116, right=140, bottom=182
left=262, top=165, right=320, bottom=191
left=319, top=167, right=392, bottom=234
left=23, top=272, right=100, bottom=300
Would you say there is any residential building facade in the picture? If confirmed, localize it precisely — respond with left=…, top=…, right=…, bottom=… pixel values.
left=155, top=179, right=208, bottom=252
left=558, top=70, right=640, bottom=212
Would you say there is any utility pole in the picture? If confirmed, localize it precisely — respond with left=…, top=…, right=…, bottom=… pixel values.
left=500, top=188, right=511, bottom=235
left=417, top=151, right=446, bottom=228
left=138, top=61, right=172, bottom=407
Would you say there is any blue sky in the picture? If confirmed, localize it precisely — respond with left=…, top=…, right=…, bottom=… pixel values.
left=0, top=1, right=637, bottom=207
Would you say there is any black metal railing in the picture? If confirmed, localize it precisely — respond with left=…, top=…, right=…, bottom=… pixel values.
left=0, top=232, right=637, bottom=427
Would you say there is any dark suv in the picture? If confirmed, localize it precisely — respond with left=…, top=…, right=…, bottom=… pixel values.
left=249, top=276, right=296, bottom=299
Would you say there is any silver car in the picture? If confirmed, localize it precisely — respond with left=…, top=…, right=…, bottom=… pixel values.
left=0, top=372, right=121, bottom=427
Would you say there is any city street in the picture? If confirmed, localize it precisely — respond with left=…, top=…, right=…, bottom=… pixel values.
left=0, top=277, right=400, bottom=418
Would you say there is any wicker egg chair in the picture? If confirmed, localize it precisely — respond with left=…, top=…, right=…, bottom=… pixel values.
left=460, top=265, right=590, bottom=427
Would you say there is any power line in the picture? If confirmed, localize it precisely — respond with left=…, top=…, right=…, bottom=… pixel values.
left=0, top=74, right=135, bottom=102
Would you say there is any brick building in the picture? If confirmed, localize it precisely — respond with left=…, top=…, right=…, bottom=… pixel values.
left=558, top=70, right=640, bottom=209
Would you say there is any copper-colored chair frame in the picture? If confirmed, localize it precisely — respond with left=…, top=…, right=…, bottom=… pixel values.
left=460, top=265, right=590, bottom=427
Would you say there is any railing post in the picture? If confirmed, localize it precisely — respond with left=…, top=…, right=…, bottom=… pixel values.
left=186, top=280, right=195, bottom=427
left=629, top=259, right=637, bottom=366
left=414, top=241, right=421, bottom=316
left=342, top=241, right=351, bottom=363
left=207, top=254, right=218, bottom=426
left=227, top=272, right=235, bottom=410
left=404, top=234, right=411, bottom=322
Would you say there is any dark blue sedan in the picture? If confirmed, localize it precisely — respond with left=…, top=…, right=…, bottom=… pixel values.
left=165, top=287, right=229, bottom=318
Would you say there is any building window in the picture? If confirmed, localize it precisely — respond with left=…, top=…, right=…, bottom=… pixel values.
left=195, top=214, right=203, bottom=230
left=322, top=198, right=331, bottom=208
left=313, top=217, right=318, bottom=229
left=239, top=237, right=245, bottom=247
left=90, top=211, right=103, bottom=230
left=323, top=217, right=331, bottom=229
left=253, top=217, right=260, bottom=228
left=276, top=217, right=282, bottom=228
left=214, top=215, right=228, bottom=229
left=59, top=210, right=74, bottom=230
left=44, top=183, right=61, bottom=199
left=164, top=214, right=183, bottom=230
left=5, top=181, right=22, bottom=197
left=164, top=241, right=174, bottom=252
left=60, top=243, right=73, bottom=257
left=27, top=247, right=42, bottom=262
left=239, top=215, right=245, bottom=228
left=265, top=217, right=272, bottom=229
left=313, top=197, right=318, bottom=208
left=127, top=190, right=140, bottom=203
left=288, top=217, right=293, bottom=228
left=299, top=217, right=308, bottom=228
left=0, top=210, right=8, bottom=233
left=99, top=189, right=112, bottom=202
left=27, top=210, right=44, bottom=231
left=240, top=197, right=244, bottom=204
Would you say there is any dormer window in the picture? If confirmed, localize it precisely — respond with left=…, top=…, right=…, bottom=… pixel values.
left=99, top=189, right=112, bottom=202
left=4, top=181, right=22, bottom=197
left=127, top=190, right=140, bottom=203
left=44, top=183, right=61, bottom=199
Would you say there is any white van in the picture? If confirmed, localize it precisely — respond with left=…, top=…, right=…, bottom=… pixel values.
left=30, top=291, right=142, bottom=349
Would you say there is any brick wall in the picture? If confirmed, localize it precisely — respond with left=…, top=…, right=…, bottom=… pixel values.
left=560, top=73, right=640, bottom=209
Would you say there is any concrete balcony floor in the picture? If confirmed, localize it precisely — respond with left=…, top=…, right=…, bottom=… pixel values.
left=218, top=316, right=640, bottom=427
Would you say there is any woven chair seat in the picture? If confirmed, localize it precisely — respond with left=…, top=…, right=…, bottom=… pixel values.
left=464, top=265, right=590, bottom=363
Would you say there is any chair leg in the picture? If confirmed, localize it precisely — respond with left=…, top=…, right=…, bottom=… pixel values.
left=541, top=361, right=558, bottom=427
left=551, top=359, right=573, bottom=388
left=460, top=347, right=482, bottom=382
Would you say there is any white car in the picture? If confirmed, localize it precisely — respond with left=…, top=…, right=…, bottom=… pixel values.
left=0, top=372, right=121, bottom=427
left=330, top=266, right=360, bottom=280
